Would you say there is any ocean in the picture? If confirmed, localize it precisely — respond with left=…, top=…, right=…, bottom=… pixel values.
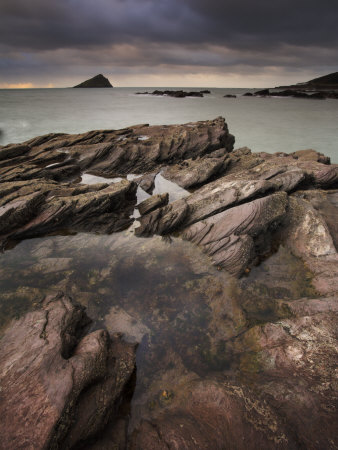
left=0, top=87, right=337, bottom=163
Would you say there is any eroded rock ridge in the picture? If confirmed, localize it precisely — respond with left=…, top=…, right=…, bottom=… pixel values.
left=0, top=117, right=337, bottom=449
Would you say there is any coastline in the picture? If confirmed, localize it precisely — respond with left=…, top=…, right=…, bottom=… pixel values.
left=0, top=118, right=337, bottom=448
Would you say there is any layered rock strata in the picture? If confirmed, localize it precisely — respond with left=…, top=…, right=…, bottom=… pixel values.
left=0, top=117, right=338, bottom=449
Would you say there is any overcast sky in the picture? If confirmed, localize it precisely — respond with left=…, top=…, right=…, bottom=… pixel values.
left=0, top=0, right=337, bottom=88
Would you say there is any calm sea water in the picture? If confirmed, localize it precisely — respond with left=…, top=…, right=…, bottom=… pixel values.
left=0, top=87, right=337, bottom=162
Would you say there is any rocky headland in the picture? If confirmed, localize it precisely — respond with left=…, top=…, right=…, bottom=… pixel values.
left=247, top=88, right=338, bottom=100
left=244, top=72, right=338, bottom=99
left=276, top=71, right=338, bottom=90
left=0, top=117, right=337, bottom=448
left=73, top=74, right=113, bottom=88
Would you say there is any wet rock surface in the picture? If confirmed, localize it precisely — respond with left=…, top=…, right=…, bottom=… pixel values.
left=0, top=117, right=337, bottom=448
left=0, top=292, right=136, bottom=450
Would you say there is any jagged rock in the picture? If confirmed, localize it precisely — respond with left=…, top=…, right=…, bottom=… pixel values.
left=311, top=165, right=338, bottom=188
left=230, top=296, right=338, bottom=450
left=0, top=191, right=45, bottom=235
left=137, top=193, right=169, bottom=215
left=0, top=179, right=137, bottom=247
left=135, top=171, right=158, bottom=194
left=135, top=198, right=189, bottom=236
left=183, top=192, right=288, bottom=275
left=0, top=143, right=30, bottom=161
left=277, top=194, right=338, bottom=295
left=162, top=155, right=229, bottom=189
left=0, top=292, right=136, bottom=449
left=299, top=189, right=338, bottom=249
left=291, top=149, right=330, bottom=164
left=0, top=117, right=234, bottom=181
left=268, top=168, right=306, bottom=192
left=73, top=74, right=113, bottom=88
left=0, top=118, right=338, bottom=449
left=281, top=195, right=336, bottom=258
left=136, top=178, right=277, bottom=237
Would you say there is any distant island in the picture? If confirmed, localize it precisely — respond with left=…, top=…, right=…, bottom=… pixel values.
left=276, top=71, right=338, bottom=90
left=73, top=74, right=113, bottom=88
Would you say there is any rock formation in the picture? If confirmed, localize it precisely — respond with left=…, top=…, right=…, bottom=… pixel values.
left=136, top=90, right=207, bottom=98
left=0, top=292, right=136, bottom=449
left=0, top=117, right=337, bottom=448
left=73, top=74, right=113, bottom=88
left=247, top=88, right=338, bottom=99
left=276, top=71, right=338, bottom=90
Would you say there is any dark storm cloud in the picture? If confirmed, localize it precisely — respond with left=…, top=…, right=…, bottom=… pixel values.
left=1, top=0, right=338, bottom=50
left=0, top=0, right=337, bottom=84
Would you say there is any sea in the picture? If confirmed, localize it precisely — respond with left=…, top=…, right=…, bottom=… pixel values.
left=0, top=87, right=337, bottom=162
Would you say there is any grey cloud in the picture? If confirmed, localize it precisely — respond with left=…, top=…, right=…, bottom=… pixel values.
left=0, top=0, right=337, bottom=84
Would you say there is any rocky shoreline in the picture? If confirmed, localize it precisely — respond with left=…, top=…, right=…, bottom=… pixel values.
left=0, top=117, right=337, bottom=448
left=246, top=88, right=338, bottom=99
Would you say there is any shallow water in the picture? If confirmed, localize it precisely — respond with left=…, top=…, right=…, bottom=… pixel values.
left=1, top=87, right=337, bottom=162
left=0, top=226, right=316, bottom=429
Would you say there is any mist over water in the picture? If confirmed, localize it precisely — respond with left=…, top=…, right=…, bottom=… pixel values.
left=0, top=87, right=337, bottom=162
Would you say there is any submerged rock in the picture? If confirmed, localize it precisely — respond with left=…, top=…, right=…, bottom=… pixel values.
left=130, top=378, right=299, bottom=449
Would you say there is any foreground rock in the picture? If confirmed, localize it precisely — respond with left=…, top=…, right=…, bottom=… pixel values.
left=183, top=192, right=288, bottom=276
left=0, top=179, right=137, bottom=247
left=137, top=193, right=169, bottom=216
left=0, top=292, right=136, bottom=449
left=0, top=118, right=338, bottom=448
left=73, top=74, right=113, bottom=88
left=0, top=117, right=234, bottom=247
left=130, top=378, right=299, bottom=449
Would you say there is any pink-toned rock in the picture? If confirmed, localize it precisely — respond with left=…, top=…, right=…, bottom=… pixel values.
left=183, top=192, right=287, bottom=275
left=0, top=292, right=136, bottom=449
left=130, top=379, right=298, bottom=449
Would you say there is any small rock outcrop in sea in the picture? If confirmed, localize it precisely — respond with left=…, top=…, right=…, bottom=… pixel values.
left=0, top=117, right=338, bottom=448
left=73, top=74, right=113, bottom=88
left=136, top=89, right=207, bottom=98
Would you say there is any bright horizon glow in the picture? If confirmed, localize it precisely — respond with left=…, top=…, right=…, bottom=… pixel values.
left=0, top=70, right=317, bottom=89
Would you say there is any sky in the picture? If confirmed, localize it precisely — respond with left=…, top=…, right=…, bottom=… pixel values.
left=0, top=0, right=337, bottom=88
